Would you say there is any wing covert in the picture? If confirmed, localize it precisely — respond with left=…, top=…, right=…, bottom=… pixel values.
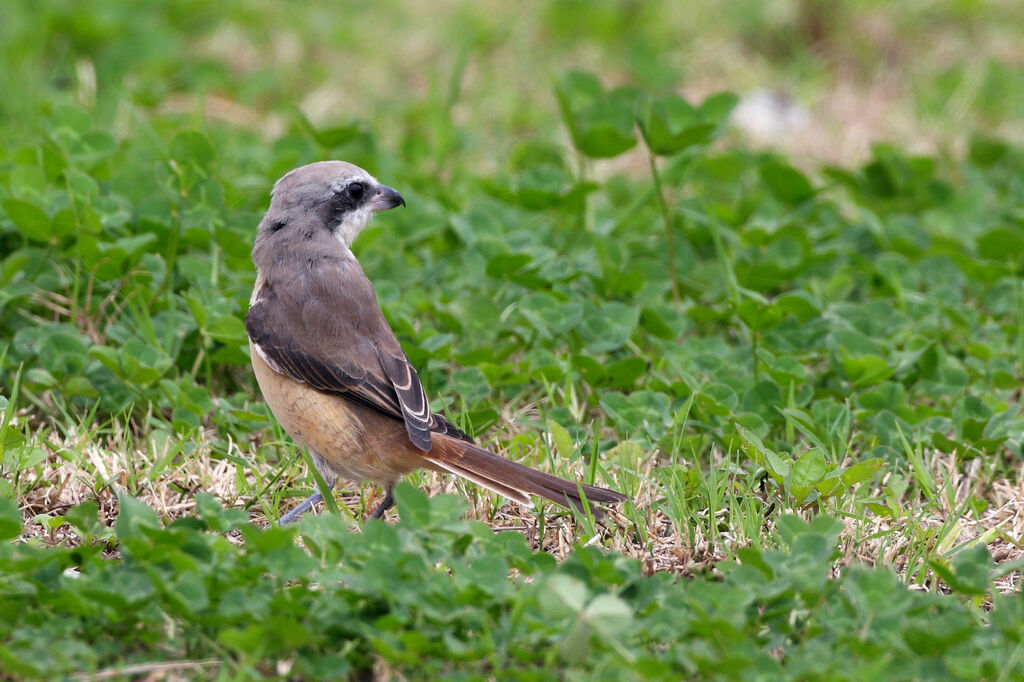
left=246, top=262, right=468, bottom=452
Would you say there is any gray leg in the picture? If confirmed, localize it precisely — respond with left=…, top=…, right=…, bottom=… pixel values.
left=368, top=487, right=395, bottom=521
left=278, top=455, right=338, bottom=526
left=277, top=490, right=323, bottom=527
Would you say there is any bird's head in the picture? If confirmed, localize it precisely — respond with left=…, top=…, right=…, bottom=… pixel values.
left=258, top=160, right=405, bottom=249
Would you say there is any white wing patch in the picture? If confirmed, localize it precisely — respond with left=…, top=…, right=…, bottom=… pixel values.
left=389, top=361, right=429, bottom=420
left=249, top=273, right=266, bottom=305
left=252, top=341, right=288, bottom=377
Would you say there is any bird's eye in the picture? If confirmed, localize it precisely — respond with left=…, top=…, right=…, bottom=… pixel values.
left=347, top=182, right=365, bottom=200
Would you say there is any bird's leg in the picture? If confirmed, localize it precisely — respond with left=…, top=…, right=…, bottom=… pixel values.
left=368, top=486, right=395, bottom=520
left=277, top=491, right=321, bottom=526
left=277, top=478, right=335, bottom=527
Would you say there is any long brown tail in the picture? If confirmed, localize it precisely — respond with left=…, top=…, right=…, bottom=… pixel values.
left=424, top=435, right=627, bottom=514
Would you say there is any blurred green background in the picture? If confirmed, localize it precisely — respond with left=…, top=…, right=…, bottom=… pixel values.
left=4, top=0, right=1024, bottom=166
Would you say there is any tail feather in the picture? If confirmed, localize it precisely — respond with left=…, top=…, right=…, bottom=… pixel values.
left=425, top=437, right=627, bottom=514
left=428, top=457, right=534, bottom=507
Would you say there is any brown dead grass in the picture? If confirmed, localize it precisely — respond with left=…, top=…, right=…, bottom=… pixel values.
left=12, top=421, right=1023, bottom=594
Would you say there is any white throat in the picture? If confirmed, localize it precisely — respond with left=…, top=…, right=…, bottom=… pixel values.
left=333, top=202, right=375, bottom=248
left=328, top=171, right=378, bottom=248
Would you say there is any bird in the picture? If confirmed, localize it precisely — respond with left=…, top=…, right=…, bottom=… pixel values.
left=246, top=160, right=627, bottom=524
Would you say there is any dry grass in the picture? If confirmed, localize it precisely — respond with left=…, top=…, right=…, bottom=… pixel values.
left=12, top=416, right=1023, bottom=594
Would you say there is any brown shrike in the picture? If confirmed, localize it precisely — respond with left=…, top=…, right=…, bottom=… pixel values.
left=246, top=161, right=627, bottom=524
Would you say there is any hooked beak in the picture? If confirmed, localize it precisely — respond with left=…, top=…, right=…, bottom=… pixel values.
left=370, top=184, right=405, bottom=211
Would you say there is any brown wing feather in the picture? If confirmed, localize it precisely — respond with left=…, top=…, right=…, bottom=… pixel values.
left=246, top=255, right=470, bottom=452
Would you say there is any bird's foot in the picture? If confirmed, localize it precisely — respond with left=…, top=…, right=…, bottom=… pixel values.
left=277, top=490, right=323, bottom=526
left=368, top=488, right=395, bottom=520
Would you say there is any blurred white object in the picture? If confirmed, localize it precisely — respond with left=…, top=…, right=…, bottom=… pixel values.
left=732, top=88, right=810, bottom=140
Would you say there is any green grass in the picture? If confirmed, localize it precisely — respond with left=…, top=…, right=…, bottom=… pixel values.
left=2, top=0, right=1024, bottom=679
